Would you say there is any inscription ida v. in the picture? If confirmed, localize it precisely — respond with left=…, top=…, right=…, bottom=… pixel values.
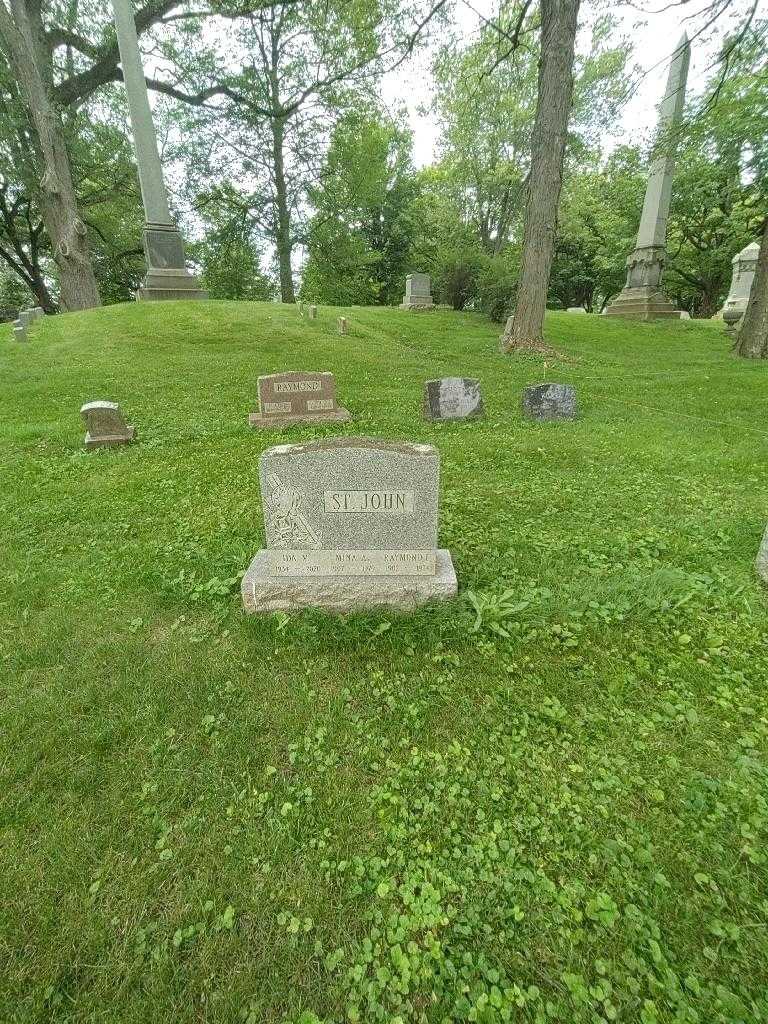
left=324, top=490, right=414, bottom=513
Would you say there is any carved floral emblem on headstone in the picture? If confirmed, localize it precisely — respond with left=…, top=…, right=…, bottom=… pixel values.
left=264, top=473, right=320, bottom=549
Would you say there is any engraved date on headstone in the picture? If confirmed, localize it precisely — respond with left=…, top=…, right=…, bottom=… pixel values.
left=267, top=549, right=436, bottom=576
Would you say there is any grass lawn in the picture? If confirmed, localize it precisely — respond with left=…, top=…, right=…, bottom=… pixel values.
left=2, top=301, right=768, bottom=1024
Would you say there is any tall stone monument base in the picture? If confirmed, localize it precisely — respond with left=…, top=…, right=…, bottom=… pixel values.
left=137, top=223, right=207, bottom=301
left=242, top=549, right=457, bottom=613
left=604, top=245, right=681, bottom=321
left=604, top=286, right=682, bottom=321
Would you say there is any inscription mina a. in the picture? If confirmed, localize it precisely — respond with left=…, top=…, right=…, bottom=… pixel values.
left=273, top=380, right=322, bottom=393
left=324, top=490, right=415, bottom=513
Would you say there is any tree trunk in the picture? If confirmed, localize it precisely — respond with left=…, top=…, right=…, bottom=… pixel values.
left=28, top=268, right=57, bottom=312
left=0, top=0, right=101, bottom=311
left=269, top=77, right=294, bottom=302
left=735, top=220, right=768, bottom=358
left=502, top=0, right=580, bottom=353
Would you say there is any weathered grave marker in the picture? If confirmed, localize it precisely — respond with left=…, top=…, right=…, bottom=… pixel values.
left=337, top=316, right=348, bottom=335
left=12, top=320, right=28, bottom=343
left=81, top=401, right=136, bottom=449
left=308, top=304, right=318, bottom=320
left=566, top=307, right=587, bottom=314
left=423, top=377, right=483, bottom=421
left=241, top=437, right=457, bottom=612
left=522, top=383, right=577, bottom=421
left=400, top=273, right=434, bottom=310
left=499, top=314, right=514, bottom=350
left=756, top=524, right=768, bottom=583
left=717, top=241, right=759, bottom=328
left=249, top=371, right=351, bottom=428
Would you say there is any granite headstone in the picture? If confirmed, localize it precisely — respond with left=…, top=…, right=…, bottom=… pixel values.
left=249, top=370, right=351, bottom=428
left=522, top=383, right=577, bottom=421
left=241, top=437, right=458, bottom=612
left=423, top=377, right=483, bottom=421
left=81, top=401, right=136, bottom=449
left=400, top=273, right=434, bottom=310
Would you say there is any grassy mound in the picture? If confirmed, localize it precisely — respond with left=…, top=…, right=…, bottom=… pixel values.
left=2, top=301, right=767, bottom=1023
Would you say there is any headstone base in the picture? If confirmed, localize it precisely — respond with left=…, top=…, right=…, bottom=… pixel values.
left=604, top=287, right=681, bottom=321
left=399, top=299, right=434, bottom=310
left=137, top=266, right=208, bottom=301
left=242, top=548, right=457, bottom=613
left=84, top=426, right=136, bottom=449
left=248, top=407, right=352, bottom=429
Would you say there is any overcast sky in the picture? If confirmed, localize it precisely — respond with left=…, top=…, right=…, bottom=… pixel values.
left=381, top=0, right=737, bottom=166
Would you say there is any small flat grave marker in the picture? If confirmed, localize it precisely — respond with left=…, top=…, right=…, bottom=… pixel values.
left=522, top=383, right=577, bottom=421
left=424, top=377, right=483, bottom=421
left=241, top=437, right=457, bottom=612
left=81, top=401, right=136, bottom=449
left=249, top=370, right=351, bottom=428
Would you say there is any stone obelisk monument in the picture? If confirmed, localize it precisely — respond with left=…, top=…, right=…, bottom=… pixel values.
left=605, top=34, right=690, bottom=320
left=111, top=0, right=205, bottom=300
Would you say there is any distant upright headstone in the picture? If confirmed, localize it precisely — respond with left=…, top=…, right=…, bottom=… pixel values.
left=499, top=314, right=514, bottom=350
left=17, top=310, right=33, bottom=328
left=249, top=370, right=352, bottom=428
left=567, top=306, right=587, bottom=314
left=756, top=524, right=768, bottom=583
left=423, top=377, right=483, bottom=421
left=522, top=383, right=577, bottom=421
left=679, top=310, right=691, bottom=320
left=308, top=304, right=318, bottom=320
left=12, top=320, right=28, bottom=343
left=297, top=300, right=304, bottom=317
left=241, top=437, right=457, bottom=613
left=337, top=316, right=348, bottom=335
left=30, top=306, right=43, bottom=319
left=81, top=401, right=136, bottom=449
left=400, top=273, right=434, bottom=310
left=716, top=241, right=760, bottom=326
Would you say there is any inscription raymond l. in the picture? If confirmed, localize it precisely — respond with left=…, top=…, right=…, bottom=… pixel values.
left=324, top=490, right=414, bottom=513
left=273, top=380, right=322, bottom=393
left=264, top=401, right=292, bottom=414
left=268, top=549, right=436, bottom=577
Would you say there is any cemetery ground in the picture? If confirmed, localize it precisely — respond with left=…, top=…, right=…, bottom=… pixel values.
left=2, top=301, right=768, bottom=1024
